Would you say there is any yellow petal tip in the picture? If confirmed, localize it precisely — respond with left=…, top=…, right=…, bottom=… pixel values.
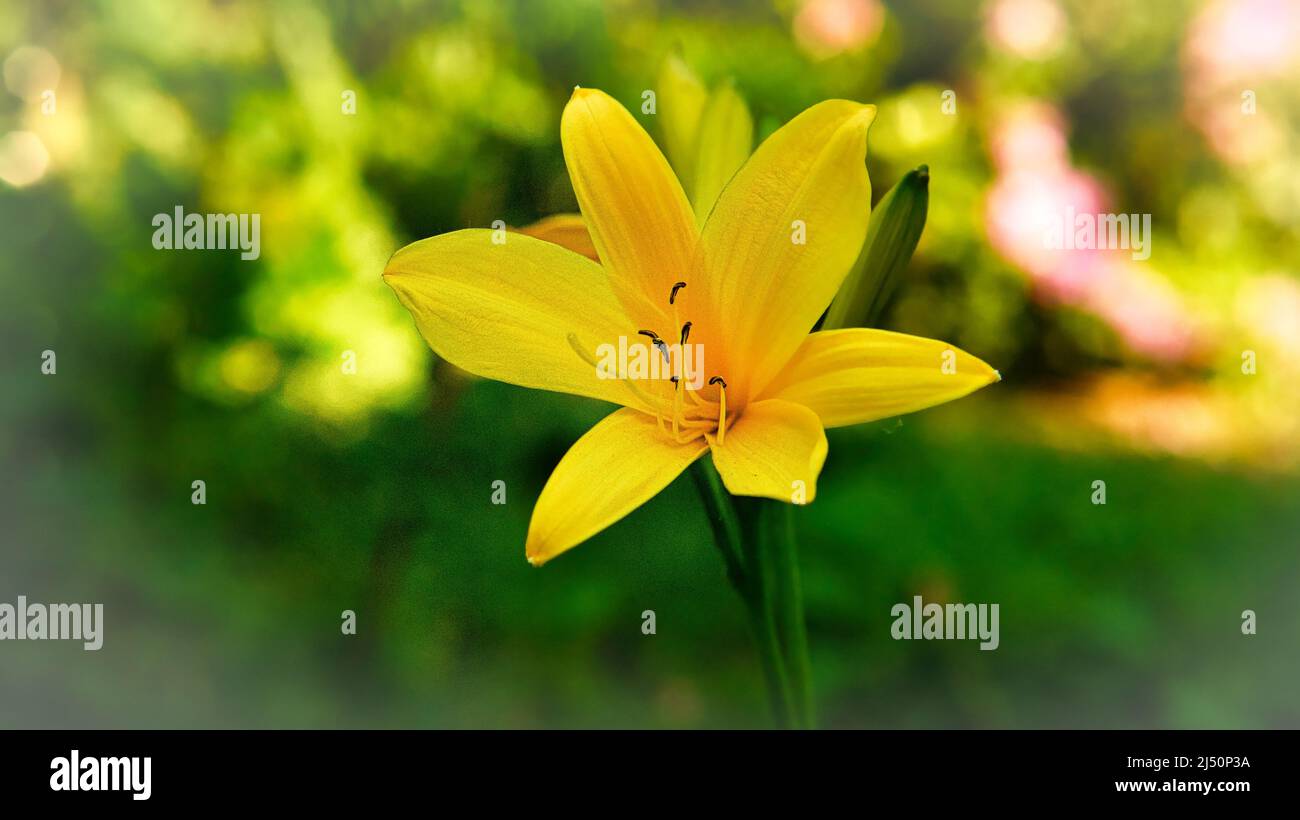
left=851, top=103, right=878, bottom=126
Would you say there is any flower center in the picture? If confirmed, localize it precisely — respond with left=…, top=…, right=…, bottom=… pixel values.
left=567, top=282, right=729, bottom=444
left=639, top=281, right=727, bottom=445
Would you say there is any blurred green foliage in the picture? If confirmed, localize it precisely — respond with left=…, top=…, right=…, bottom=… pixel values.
left=1, top=0, right=1297, bottom=727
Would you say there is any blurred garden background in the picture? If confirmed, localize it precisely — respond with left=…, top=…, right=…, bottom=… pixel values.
left=1, top=0, right=1297, bottom=727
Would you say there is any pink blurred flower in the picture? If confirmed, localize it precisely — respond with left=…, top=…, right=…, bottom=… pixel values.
left=986, top=166, right=1109, bottom=302
left=1085, top=262, right=1199, bottom=362
left=1186, top=0, right=1300, bottom=83
left=793, top=0, right=885, bottom=58
left=985, top=103, right=1199, bottom=362
left=1183, top=0, right=1300, bottom=165
left=989, top=102, right=1070, bottom=173
left=984, top=0, right=1067, bottom=60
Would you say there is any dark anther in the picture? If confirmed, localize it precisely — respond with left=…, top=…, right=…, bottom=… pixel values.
left=680, top=321, right=692, bottom=345
left=709, top=376, right=727, bottom=388
left=670, top=376, right=680, bottom=388
left=637, top=329, right=661, bottom=342
left=669, top=282, right=687, bottom=304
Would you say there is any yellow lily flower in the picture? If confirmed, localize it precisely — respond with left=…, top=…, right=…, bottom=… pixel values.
left=383, top=87, right=999, bottom=566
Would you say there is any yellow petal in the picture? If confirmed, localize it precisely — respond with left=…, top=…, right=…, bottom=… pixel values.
left=383, top=229, right=645, bottom=410
left=691, top=80, right=754, bottom=224
left=760, top=328, right=1000, bottom=428
left=708, top=399, right=827, bottom=503
left=526, top=408, right=708, bottom=564
left=699, top=100, right=876, bottom=404
left=514, top=213, right=599, bottom=261
left=562, top=87, right=699, bottom=327
left=656, top=52, right=709, bottom=191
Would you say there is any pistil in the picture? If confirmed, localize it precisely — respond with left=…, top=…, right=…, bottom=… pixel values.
left=709, top=376, right=728, bottom=445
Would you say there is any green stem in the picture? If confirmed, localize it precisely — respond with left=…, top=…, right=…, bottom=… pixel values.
left=689, top=457, right=746, bottom=590
left=691, top=458, right=801, bottom=728
left=762, top=501, right=814, bottom=728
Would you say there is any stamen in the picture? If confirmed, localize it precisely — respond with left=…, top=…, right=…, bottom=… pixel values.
left=709, top=376, right=728, bottom=445
left=638, top=329, right=670, bottom=364
left=667, top=285, right=686, bottom=360
left=675, top=321, right=693, bottom=386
